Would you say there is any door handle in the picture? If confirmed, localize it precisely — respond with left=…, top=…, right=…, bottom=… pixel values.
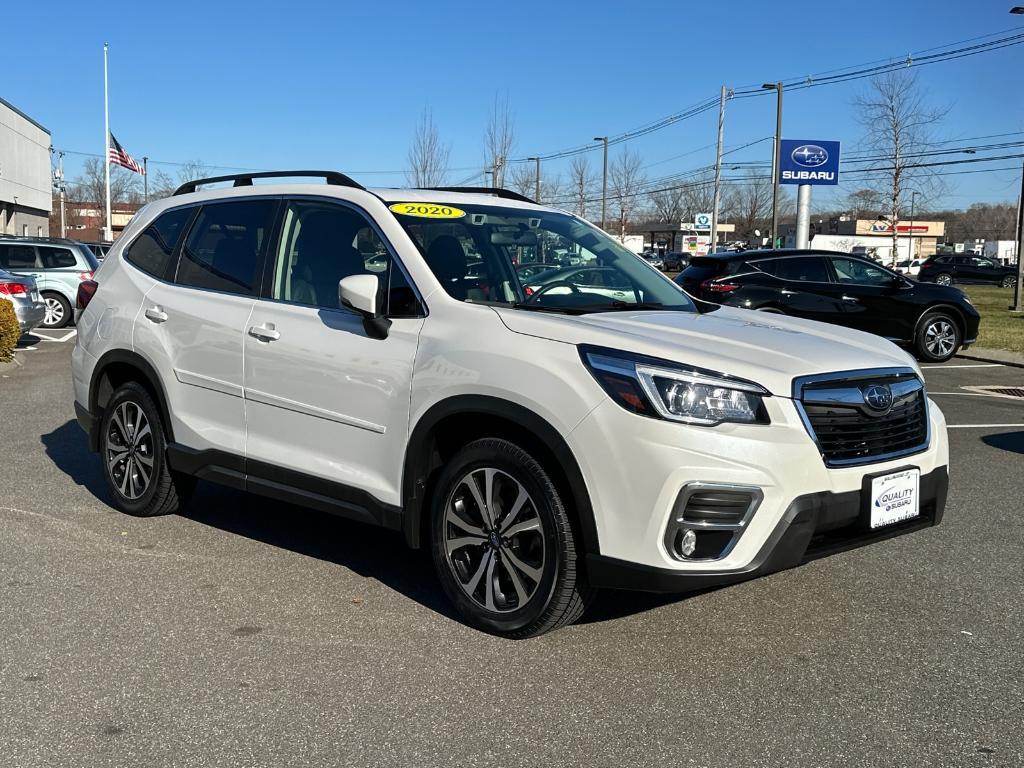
left=841, top=294, right=859, bottom=303
left=248, top=323, right=280, bottom=342
left=144, top=306, right=168, bottom=323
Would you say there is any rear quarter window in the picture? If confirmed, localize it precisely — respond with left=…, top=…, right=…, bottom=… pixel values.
left=125, top=207, right=195, bottom=279
left=39, top=247, right=78, bottom=269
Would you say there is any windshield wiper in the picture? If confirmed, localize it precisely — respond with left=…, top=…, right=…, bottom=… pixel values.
left=509, top=302, right=588, bottom=315
left=588, top=301, right=667, bottom=311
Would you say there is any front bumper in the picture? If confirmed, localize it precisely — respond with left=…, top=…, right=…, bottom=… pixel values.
left=588, top=466, right=947, bottom=592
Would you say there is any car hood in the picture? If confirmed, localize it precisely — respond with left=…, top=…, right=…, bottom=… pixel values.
left=493, top=305, right=919, bottom=397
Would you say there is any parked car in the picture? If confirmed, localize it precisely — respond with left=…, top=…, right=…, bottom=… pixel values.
left=917, top=254, right=1017, bottom=288
left=640, top=251, right=664, bottom=270
left=893, top=258, right=924, bottom=276
left=662, top=251, right=689, bottom=271
left=522, top=265, right=642, bottom=302
left=675, top=249, right=979, bottom=362
left=0, top=269, right=46, bottom=334
left=80, top=241, right=114, bottom=260
left=0, top=237, right=99, bottom=328
left=71, top=171, right=948, bottom=637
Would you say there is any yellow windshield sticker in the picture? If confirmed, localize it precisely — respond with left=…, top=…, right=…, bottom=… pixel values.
left=389, top=202, right=466, bottom=219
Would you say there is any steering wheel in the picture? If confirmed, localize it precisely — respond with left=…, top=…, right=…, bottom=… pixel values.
left=525, top=280, right=580, bottom=304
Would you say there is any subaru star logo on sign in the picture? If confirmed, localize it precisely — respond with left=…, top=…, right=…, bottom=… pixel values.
left=778, top=139, right=841, bottom=185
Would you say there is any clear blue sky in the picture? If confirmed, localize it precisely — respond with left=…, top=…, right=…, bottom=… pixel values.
left=3, top=0, right=1022, bottom=210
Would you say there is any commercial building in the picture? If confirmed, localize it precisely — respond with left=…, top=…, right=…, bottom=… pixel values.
left=792, top=216, right=945, bottom=262
left=0, top=97, right=51, bottom=237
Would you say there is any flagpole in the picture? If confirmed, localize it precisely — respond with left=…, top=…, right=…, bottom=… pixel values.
left=103, top=42, right=112, bottom=242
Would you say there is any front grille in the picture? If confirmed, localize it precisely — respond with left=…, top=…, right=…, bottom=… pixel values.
left=796, top=370, right=929, bottom=466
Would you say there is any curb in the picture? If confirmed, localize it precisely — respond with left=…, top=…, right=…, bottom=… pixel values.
left=955, top=346, right=1024, bottom=369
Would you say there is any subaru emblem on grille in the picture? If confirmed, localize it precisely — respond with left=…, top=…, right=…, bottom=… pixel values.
left=862, top=384, right=893, bottom=413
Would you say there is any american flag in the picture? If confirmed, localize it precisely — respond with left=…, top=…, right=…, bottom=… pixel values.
left=108, top=133, right=145, bottom=175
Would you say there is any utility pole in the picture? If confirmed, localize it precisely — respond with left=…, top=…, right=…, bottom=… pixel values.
left=527, top=156, right=541, bottom=202
left=594, top=136, right=608, bottom=230
left=762, top=82, right=783, bottom=248
left=55, top=151, right=66, bottom=238
left=1012, top=155, right=1024, bottom=313
left=143, top=157, right=149, bottom=202
left=710, top=85, right=729, bottom=252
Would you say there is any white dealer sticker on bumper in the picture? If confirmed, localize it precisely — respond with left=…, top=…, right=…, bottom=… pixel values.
left=870, top=468, right=920, bottom=529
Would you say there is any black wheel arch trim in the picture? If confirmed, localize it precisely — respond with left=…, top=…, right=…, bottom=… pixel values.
left=914, top=303, right=969, bottom=340
left=401, top=395, right=600, bottom=556
left=85, top=349, right=175, bottom=452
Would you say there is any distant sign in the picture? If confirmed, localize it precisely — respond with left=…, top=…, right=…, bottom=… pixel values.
left=779, top=139, right=840, bottom=186
left=694, top=213, right=712, bottom=231
left=680, top=221, right=694, bottom=231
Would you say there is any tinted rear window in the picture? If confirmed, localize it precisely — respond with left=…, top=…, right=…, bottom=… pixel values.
left=39, top=247, right=78, bottom=269
left=125, top=207, right=194, bottom=279
left=0, top=244, right=37, bottom=269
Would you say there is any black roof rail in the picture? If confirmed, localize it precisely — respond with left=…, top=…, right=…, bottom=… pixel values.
left=173, top=170, right=364, bottom=196
left=418, top=186, right=537, bottom=205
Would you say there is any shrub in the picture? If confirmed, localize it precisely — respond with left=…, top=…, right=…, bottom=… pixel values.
left=0, top=298, right=21, bottom=362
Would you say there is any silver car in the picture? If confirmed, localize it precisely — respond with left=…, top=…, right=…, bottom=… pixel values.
left=0, top=237, right=99, bottom=328
left=0, top=269, right=46, bottom=334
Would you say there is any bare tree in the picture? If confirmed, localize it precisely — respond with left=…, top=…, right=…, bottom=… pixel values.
left=507, top=163, right=537, bottom=198
left=845, top=188, right=886, bottom=219
left=406, top=108, right=451, bottom=188
left=147, top=160, right=215, bottom=199
left=680, top=171, right=716, bottom=221
left=723, top=175, right=773, bottom=243
left=568, top=156, right=594, bottom=218
left=609, top=147, right=646, bottom=237
left=484, top=94, right=515, bottom=188
left=69, top=157, right=141, bottom=206
left=648, top=186, right=686, bottom=224
left=543, top=173, right=566, bottom=208
left=854, top=70, right=947, bottom=262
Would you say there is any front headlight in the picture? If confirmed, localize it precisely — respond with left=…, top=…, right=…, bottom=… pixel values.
left=581, top=346, right=770, bottom=426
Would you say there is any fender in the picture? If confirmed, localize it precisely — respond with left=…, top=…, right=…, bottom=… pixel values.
left=914, top=303, right=967, bottom=339
left=87, top=349, right=175, bottom=451
left=401, top=395, right=600, bottom=556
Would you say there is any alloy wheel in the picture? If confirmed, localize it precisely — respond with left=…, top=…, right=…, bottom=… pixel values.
left=443, top=467, right=546, bottom=614
left=105, top=401, right=154, bottom=500
left=924, top=319, right=957, bottom=358
left=43, top=297, right=65, bottom=327
left=936, top=274, right=952, bottom=286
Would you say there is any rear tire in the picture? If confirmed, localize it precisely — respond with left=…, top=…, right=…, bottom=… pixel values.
left=100, top=382, right=194, bottom=516
left=1001, top=275, right=1016, bottom=289
left=934, top=273, right=953, bottom=287
left=915, top=311, right=961, bottom=363
left=41, top=292, right=71, bottom=329
left=430, top=438, right=593, bottom=638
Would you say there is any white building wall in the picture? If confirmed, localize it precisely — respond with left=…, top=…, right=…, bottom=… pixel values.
left=0, top=98, right=52, bottom=233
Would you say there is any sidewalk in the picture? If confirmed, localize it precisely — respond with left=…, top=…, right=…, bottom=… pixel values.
left=956, top=345, right=1024, bottom=368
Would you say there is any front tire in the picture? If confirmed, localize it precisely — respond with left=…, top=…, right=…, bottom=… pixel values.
left=1001, top=275, right=1016, bottom=289
left=100, top=382, right=193, bottom=516
left=41, top=292, right=71, bottom=329
left=431, top=438, right=592, bottom=638
left=915, top=312, right=961, bottom=363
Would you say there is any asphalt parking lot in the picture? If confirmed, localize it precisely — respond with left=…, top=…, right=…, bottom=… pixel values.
left=2, top=333, right=1023, bottom=768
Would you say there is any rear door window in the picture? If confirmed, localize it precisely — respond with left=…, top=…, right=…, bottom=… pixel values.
left=38, top=247, right=78, bottom=269
left=829, top=257, right=893, bottom=285
left=175, top=200, right=276, bottom=295
left=126, top=207, right=195, bottom=279
left=768, top=257, right=832, bottom=283
left=0, top=244, right=38, bottom=269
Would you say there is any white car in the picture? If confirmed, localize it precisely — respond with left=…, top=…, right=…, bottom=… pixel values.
left=894, top=258, right=924, bottom=276
left=71, top=171, right=949, bottom=638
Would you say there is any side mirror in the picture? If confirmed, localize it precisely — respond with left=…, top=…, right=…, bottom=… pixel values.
left=339, top=274, right=390, bottom=339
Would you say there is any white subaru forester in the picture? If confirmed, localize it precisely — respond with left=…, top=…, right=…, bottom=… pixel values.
left=71, top=171, right=949, bottom=638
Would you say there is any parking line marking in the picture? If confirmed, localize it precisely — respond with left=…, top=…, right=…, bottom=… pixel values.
left=922, top=363, right=1004, bottom=369
left=947, top=424, right=1024, bottom=429
left=37, top=330, right=77, bottom=343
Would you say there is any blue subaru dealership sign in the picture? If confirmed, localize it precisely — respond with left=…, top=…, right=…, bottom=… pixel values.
left=778, top=139, right=840, bottom=185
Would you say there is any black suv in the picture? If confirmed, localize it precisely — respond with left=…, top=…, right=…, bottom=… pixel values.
left=675, top=249, right=980, bottom=362
left=917, top=254, right=1017, bottom=288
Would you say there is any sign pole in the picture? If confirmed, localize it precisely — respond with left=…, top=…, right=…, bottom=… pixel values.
left=103, top=43, right=112, bottom=242
left=795, top=184, right=811, bottom=249
left=1012, top=155, right=1024, bottom=313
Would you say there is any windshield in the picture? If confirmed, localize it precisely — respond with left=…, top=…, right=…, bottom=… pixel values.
left=389, top=202, right=695, bottom=314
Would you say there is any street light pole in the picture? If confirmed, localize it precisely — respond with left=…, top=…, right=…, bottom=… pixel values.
left=594, top=136, right=608, bottom=231
left=527, top=156, right=541, bottom=203
left=762, top=82, right=783, bottom=248
left=1012, top=155, right=1024, bottom=313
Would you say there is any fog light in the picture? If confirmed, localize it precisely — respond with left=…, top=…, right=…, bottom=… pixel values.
left=679, top=528, right=697, bottom=557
